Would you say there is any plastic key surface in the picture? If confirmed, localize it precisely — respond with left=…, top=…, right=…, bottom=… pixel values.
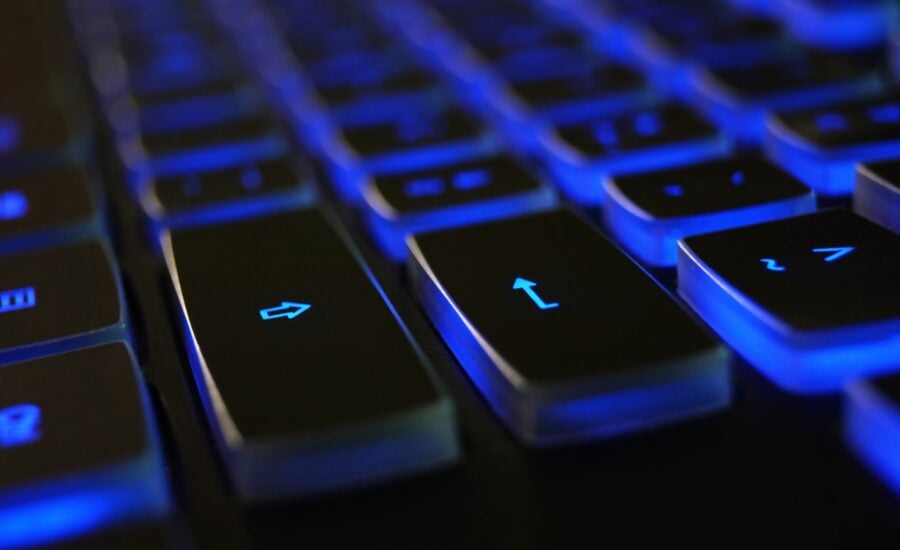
left=0, top=344, right=168, bottom=550
left=678, top=209, right=900, bottom=393
left=604, top=156, right=815, bottom=266
left=0, top=240, right=127, bottom=365
left=855, top=159, right=900, bottom=234
left=362, top=155, right=557, bottom=260
left=408, top=209, right=730, bottom=446
left=163, top=209, right=459, bottom=501
left=766, top=93, right=900, bottom=196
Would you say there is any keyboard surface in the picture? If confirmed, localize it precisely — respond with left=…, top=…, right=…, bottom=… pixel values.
left=2, top=0, right=900, bottom=548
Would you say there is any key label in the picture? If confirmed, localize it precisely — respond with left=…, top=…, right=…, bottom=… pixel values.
left=513, top=277, right=559, bottom=310
left=812, top=246, right=854, bottom=262
left=760, top=258, right=786, bottom=272
left=0, top=403, right=41, bottom=448
left=0, top=189, right=28, bottom=220
left=259, top=301, right=311, bottom=321
left=0, top=286, right=36, bottom=314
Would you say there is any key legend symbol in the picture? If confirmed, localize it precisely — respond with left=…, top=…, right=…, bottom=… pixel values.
left=513, top=277, right=559, bottom=310
left=812, top=246, right=854, bottom=262
left=0, top=403, right=41, bottom=448
left=0, top=189, right=28, bottom=221
left=760, top=258, right=786, bottom=272
left=0, top=286, right=36, bottom=314
left=259, top=301, right=311, bottom=321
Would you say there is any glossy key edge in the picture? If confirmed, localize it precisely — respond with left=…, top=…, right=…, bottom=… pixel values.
left=844, top=379, right=900, bottom=496
left=677, top=216, right=900, bottom=393
left=408, top=212, right=730, bottom=446
left=0, top=343, right=170, bottom=549
left=160, top=212, right=461, bottom=502
left=854, top=162, right=900, bottom=235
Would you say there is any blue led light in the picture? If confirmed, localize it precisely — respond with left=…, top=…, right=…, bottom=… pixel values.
left=633, top=112, right=661, bottom=137
left=811, top=246, right=854, bottom=262
left=592, top=121, right=620, bottom=147
left=677, top=242, right=900, bottom=393
left=0, top=404, right=41, bottom=447
left=0, top=287, right=36, bottom=315
left=815, top=113, right=848, bottom=133
left=512, top=277, right=559, bottom=310
left=452, top=168, right=491, bottom=190
left=760, top=258, right=786, bottom=272
left=867, top=103, right=900, bottom=124
left=404, top=177, right=446, bottom=198
left=241, top=167, right=263, bottom=191
left=845, top=381, right=900, bottom=496
left=258, top=301, right=311, bottom=321
left=731, top=171, right=745, bottom=185
left=0, top=117, right=20, bottom=153
left=0, top=190, right=28, bottom=221
left=663, top=184, right=684, bottom=197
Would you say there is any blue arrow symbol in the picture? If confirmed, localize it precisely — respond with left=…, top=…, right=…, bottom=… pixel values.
left=259, top=301, right=311, bottom=321
left=760, top=258, right=786, bottom=272
left=811, top=246, right=855, bottom=262
left=513, top=277, right=559, bottom=310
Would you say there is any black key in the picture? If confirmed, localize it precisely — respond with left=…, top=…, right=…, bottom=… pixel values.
left=142, top=156, right=316, bottom=229
left=362, top=155, right=557, bottom=260
left=855, top=159, right=900, bottom=234
left=0, top=344, right=168, bottom=549
left=408, top=209, right=730, bottom=445
left=845, top=371, right=900, bottom=495
left=766, top=93, right=900, bottom=196
left=0, top=97, right=77, bottom=171
left=0, top=240, right=127, bottom=364
left=164, top=210, right=459, bottom=500
left=541, top=104, right=727, bottom=204
left=678, top=209, right=900, bottom=393
left=603, top=156, right=815, bottom=265
left=0, top=165, right=101, bottom=249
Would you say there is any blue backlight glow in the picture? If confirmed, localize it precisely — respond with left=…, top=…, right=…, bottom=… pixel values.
left=0, top=287, right=36, bottom=315
left=760, top=258, right=786, bottom=272
left=0, top=190, right=28, bottom=221
left=845, top=381, right=900, bottom=496
left=512, top=277, right=559, bottom=310
left=0, top=404, right=41, bottom=448
left=258, top=301, right=311, bottom=321
left=811, top=246, right=854, bottom=262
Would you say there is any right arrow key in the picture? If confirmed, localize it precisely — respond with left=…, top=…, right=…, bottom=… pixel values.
left=678, top=209, right=900, bottom=393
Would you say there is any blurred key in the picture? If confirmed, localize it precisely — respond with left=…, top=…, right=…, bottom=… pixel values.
left=164, top=210, right=459, bottom=501
left=775, top=0, right=898, bottom=51
left=845, top=372, right=900, bottom=495
left=362, top=155, right=556, bottom=260
left=678, top=209, right=900, bottom=392
left=0, top=165, right=101, bottom=251
left=141, top=156, right=316, bottom=230
left=0, top=241, right=128, bottom=364
left=766, top=93, right=900, bottom=195
left=540, top=104, right=728, bottom=204
left=0, top=344, right=168, bottom=550
left=855, top=159, right=900, bottom=234
left=604, top=156, right=815, bottom=266
left=409, top=209, right=730, bottom=445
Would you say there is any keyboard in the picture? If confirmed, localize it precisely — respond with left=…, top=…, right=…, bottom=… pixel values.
left=2, top=0, right=900, bottom=547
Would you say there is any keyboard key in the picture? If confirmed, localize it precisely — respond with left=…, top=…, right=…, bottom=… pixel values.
left=0, top=241, right=127, bottom=365
left=0, top=97, right=80, bottom=173
left=324, top=107, right=498, bottom=202
left=0, top=165, right=101, bottom=251
left=362, top=156, right=557, bottom=260
left=163, top=210, right=460, bottom=501
left=690, top=50, right=883, bottom=142
left=0, top=344, right=168, bottom=550
left=604, top=156, right=816, bottom=266
left=775, top=0, right=898, bottom=50
left=540, top=104, right=728, bottom=204
left=141, top=156, right=316, bottom=230
left=855, top=159, right=900, bottom=234
left=408, top=209, right=730, bottom=445
left=678, top=209, right=900, bottom=392
left=845, top=373, right=900, bottom=496
left=766, top=93, right=900, bottom=195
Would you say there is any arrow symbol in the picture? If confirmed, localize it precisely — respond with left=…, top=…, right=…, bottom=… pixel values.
left=811, top=246, right=855, bottom=262
left=513, top=277, right=559, bottom=310
left=259, top=301, right=311, bottom=321
left=760, top=258, right=786, bottom=272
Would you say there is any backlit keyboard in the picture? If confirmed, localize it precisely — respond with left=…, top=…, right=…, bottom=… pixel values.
left=2, top=0, right=900, bottom=547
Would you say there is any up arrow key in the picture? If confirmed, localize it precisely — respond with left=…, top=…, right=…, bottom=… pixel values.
left=259, top=301, right=311, bottom=321
left=811, top=246, right=855, bottom=262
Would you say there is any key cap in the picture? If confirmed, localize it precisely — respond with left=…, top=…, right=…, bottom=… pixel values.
left=408, top=209, right=730, bottom=446
left=690, top=50, right=883, bottom=142
left=163, top=210, right=459, bottom=500
left=0, top=344, right=168, bottom=550
left=362, top=156, right=557, bottom=260
left=324, top=107, right=498, bottom=202
left=0, top=240, right=127, bottom=365
left=540, top=104, right=728, bottom=204
left=0, top=165, right=101, bottom=251
left=0, top=96, right=79, bottom=174
left=603, top=156, right=815, bottom=266
left=123, top=114, right=287, bottom=180
left=845, top=373, right=900, bottom=496
left=766, top=93, right=900, bottom=196
left=776, top=0, right=898, bottom=50
left=678, top=209, right=900, bottom=392
left=855, top=159, right=900, bottom=234
left=141, top=156, right=316, bottom=230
